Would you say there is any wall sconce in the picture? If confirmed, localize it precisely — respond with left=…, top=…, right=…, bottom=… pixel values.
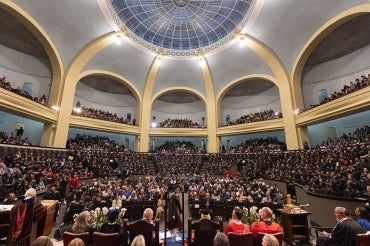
left=51, top=105, right=59, bottom=111
left=151, top=116, right=157, bottom=127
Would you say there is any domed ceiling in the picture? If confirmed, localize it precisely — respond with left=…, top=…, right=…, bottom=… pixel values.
left=106, top=0, right=256, bottom=56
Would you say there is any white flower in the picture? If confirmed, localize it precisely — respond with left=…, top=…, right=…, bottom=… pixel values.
left=250, top=206, right=258, bottom=215
left=95, top=207, right=101, bottom=212
left=102, top=207, right=109, bottom=215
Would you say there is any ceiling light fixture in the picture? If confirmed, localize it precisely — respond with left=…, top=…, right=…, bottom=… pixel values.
left=115, top=34, right=122, bottom=44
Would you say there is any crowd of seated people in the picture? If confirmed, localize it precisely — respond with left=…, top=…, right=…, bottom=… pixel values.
left=153, top=140, right=203, bottom=153
left=0, top=76, right=48, bottom=105
left=157, top=118, right=204, bottom=128
left=0, top=144, right=94, bottom=198
left=224, top=109, right=282, bottom=126
left=1, top=125, right=370, bottom=203
left=263, top=126, right=370, bottom=200
left=0, top=130, right=32, bottom=146
left=309, top=74, right=370, bottom=109
left=72, top=101, right=134, bottom=125
left=226, top=137, right=287, bottom=153
left=68, top=134, right=151, bottom=176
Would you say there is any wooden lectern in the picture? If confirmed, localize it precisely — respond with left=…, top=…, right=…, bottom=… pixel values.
left=37, top=200, right=58, bottom=237
left=277, top=208, right=311, bottom=245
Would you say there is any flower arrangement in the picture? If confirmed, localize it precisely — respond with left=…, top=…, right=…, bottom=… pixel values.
left=241, top=206, right=259, bottom=224
left=89, top=207, right=127, bottom=229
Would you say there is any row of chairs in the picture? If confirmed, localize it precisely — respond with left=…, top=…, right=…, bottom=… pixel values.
left=62, top=231, right=119, bottom=246
left=61, top=218, right=159, bottom=246
left=187, top=217, right=283, bottom=246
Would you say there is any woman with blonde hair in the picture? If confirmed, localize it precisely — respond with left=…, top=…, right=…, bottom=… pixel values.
left=72, top=211, right=94, bottom=244
left=155, top=193, right=166, bottom=220
left=262, top=234, right=279, bottom=246
left=31, top=236, right=53, bottom=246
left=72, top=211, right=92, bottom=233
left=112, top=193, right=122, bottom=208
left=67, top=238, right=85, bottom=246
left=131, top=234, right=145, bottom=246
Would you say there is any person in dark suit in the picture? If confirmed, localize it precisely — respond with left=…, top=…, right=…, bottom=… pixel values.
left=316, top=206, right=364, bottom=246
left=167, top=186, right=182, bottom=230
left=202, top=192, right=213, bottom=209
left=142, top=208, right=154, bottom=224
left=100, top=209, right=121, bottom=233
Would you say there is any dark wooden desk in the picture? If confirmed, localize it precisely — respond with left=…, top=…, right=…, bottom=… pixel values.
left=277, top=208, right=311, bottom=245
left=0, top=205, right=12, bottom=243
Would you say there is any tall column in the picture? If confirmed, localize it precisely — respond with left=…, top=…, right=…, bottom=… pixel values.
left=198, top=54, right=218, bottom=153
left=40, top=123, right=56, bottom=147
left=138, top=54, right=162, bottom=152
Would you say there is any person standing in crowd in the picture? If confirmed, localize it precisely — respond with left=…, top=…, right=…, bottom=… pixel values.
left=8, top=188, right=46, bottom=246
left=16, top=127, right=24, bottom=137
left=251, top=207, right=283, bottom=239
left=69, top=173, right=79, bottom=190
left=43, top=186, right=61, bottom=201
left=354, top=206, right=370, bottom=232
left=224, top=207, right=250, bottom=235
left=168, top=186, right=182, bottom=231
left=155, top=192, right=166, bottom=220
left=317, top=207, right=364, bottom=246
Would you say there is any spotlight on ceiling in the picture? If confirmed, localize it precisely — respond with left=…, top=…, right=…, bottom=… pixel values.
left=198, top=56, right=206, bottom=67
left=157, top=57, right=163, bottom=66
left=115, top=34, right=122, bottom=45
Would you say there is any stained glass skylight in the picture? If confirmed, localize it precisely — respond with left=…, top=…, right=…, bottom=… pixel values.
left=105, top=0, right=256, bottom=56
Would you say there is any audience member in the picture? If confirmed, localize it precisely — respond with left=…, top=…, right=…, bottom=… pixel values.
left=224, top=207, right=250, bottom=235
left=2, top=192, right=18, bottom=204
left=354, top=206, right=370, bottom=231
left=131, top=235, right=146, bottom=246
left=251, top=207, right=283, bottom=239
left=142, top=207, right=154, bottom=224
left=200, top=208, right=211, bottom=220
left=72, top=211, right=94, bottom=244
left=213, top=232, right=230, bottom=246
left=155, top=193, right=166, bottom=220
left=100, top=209, right=121, bottom=233
left=31, top=236, right=53, bottom=246
left=262, top=234, right=280, bottom=246
left=67, top=238, right=84, bottom=246
left=317, top=207, right=364, bottom=246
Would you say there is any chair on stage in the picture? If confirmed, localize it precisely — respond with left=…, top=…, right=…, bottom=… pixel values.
left=228, top=232, right=253, bottom=246
left=356, top=232, right=370, bottom=246
left=256, top=232, right=284, bottom=246
left=188, top=218, right=223, bottom=246
left=122, top=218, right=159, bottom=246
left=93, top=232, right=120, bottom=246
left=62, top=231, right=90, bottom=246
